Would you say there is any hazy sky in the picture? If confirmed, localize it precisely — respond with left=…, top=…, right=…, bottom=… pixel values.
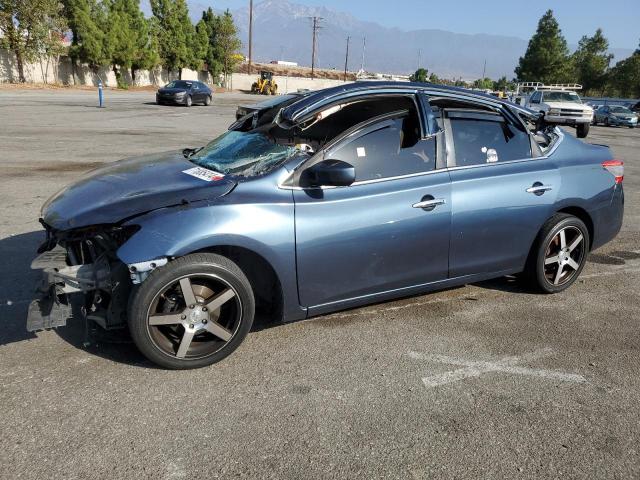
left=212, top=0, right=640, bottom=49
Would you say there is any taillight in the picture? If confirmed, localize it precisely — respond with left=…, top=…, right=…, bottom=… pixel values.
left=602, top=160, right=624, bottom=184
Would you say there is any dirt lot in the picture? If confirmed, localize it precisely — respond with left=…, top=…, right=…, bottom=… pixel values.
left=1, top=89, right=639, bottom=479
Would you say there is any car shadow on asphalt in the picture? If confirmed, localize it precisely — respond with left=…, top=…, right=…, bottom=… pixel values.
left=473, top=275, right=534, bottom=294
left=0, top=230, right=42, bottom=346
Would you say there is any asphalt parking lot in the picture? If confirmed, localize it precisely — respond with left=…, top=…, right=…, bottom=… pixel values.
left=1, top=89, right=639, bottom=479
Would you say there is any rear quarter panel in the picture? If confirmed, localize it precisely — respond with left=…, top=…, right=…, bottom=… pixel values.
left=551, top=131, right=622, bottom=249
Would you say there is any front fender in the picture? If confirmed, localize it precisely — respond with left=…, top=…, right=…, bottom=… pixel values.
left=116, top=197, right=305, bottom=322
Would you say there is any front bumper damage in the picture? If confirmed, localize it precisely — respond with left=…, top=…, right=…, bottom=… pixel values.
left=26, top=224, right=138, bottom=333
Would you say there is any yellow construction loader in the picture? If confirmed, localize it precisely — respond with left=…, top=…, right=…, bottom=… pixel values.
left=251, top=71, right=278, bottom=95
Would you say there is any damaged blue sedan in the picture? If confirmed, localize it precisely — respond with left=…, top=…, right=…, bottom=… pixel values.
left=28, top=82, right=624, bottom=369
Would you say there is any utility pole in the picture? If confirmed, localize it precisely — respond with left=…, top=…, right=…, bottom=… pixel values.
left=418, top=48, right=422, bottom=70
left=360, top=36, right=366, bottom=72
left=248, top=0, right=253, bottom=75
left=344, top=35, right=350, bottom=82
left=482, top=58, right=487, bottom=80
left=310, top=16, right=322, bottom=79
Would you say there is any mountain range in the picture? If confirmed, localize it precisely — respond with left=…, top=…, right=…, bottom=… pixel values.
left=180, top=0, right=633, bottom=80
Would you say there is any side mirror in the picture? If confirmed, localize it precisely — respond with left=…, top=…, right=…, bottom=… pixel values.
left=300, top=159, right=355, bottom=188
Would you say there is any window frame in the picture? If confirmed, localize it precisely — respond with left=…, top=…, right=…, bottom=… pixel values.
left=279, top=89, right=565, bottom=189
left=441, top=106, right=560, bottom=171
left=285, top=107, right=441, bottom=189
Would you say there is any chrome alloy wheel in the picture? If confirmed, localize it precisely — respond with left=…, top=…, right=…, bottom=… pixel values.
left=543, top=226, right=586, bottom=286
left=146, top=274, right=242, bottom=359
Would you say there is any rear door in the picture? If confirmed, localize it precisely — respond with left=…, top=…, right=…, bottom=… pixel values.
left=444, top=108, right=560, bottom=277
left=191, top=82, right=202, bottom=102
left=292, top=109, right=451, bottom=310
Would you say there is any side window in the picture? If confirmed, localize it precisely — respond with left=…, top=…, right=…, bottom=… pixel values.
left=448, top=113, right=532, bottom=167
left=326, top=116, right=435, bottom=182
left=530, top=92, right=541, bottom=104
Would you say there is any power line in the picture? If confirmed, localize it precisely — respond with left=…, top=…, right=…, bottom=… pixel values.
left=310, top=16, right=323, bottom=79
left=248, top=0, right=253, bottom=75
left=360, top=36, right=366, bottom=72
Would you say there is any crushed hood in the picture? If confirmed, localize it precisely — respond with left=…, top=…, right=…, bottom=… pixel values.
left=42, top=151, right=236, bottom=231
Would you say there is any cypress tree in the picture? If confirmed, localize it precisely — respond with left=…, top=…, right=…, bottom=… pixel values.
left=515, top=10, right=572, bottom=84
left=572, top=29, right=613, bottom=95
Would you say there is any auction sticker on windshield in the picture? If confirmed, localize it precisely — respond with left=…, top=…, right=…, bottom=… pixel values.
left=182, top=167, right=225, bottom=182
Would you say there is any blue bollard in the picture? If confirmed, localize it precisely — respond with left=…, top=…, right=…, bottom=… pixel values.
left=98, top=80, right=104, bottom=108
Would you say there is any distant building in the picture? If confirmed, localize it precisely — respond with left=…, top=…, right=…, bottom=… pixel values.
left=270, top=60, right=298, bottom=67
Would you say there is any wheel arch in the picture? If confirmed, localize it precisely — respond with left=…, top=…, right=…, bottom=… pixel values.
left=184, top=244, right=285, bottom=322
left=555, top=206, right=594, bottom=250
left=521, top=206, right=594, bottom=281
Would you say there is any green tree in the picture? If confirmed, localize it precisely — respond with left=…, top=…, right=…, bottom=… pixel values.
left=428, top=72, right=440, bottom=84
left=103, top=0, right=158, bottom=87
left=211, top=9, right=241, bottom=85
left=494, top=76, right=509, bottom=91
left=104, top=0, right=137, bottom=86
left=572, top=29, right=613, bottom=95
left=606, top=41, right=640, bottom=98
left=515, top=10, right=573, bottom=83
left=151, top=0, right=194, bottom=78
left=0, top=0, right=68, bottom=83
left=130, top=16, right=160, bottom=83
left=409, top=67, right=428, bottom=82
left=198, top=7, right=222, bottom=79
left=192, top=17, right=209, bottom=71
left=64, top=0, right=109, bottom=77
left=473, top=77, right=494, bottom=90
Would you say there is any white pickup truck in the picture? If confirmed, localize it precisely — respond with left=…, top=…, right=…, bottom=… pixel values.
left=516, top=83, right=594, bottom=138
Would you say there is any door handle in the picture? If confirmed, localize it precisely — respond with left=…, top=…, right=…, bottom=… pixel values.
left=412, top=198, right=446, bottom=209
left=526, top=184, right=553, bottom=195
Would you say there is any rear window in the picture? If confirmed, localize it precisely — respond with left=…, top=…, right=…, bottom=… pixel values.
left=448, top=112, right=531, bottom=167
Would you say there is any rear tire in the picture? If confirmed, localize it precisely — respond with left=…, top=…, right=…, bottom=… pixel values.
left=128, top=253, right=255, bottom=369
left=524, top=214, right=589, bottom=294
left=576, top=123, right=589, bottom=138
left=185, top=95, right=192, bottom=107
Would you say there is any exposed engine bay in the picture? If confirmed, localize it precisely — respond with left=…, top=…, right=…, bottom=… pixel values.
left=27, top=224, right=140, bottom=333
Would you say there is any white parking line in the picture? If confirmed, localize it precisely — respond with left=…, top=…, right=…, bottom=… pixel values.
left=407, top=348, right=586, bottom=388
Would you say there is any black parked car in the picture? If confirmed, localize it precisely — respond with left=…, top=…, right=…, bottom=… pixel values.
left=156, top=80, right=212, bottom=107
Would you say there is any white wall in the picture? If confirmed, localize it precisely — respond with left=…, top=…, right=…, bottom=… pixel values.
left=0, top=49, right=348, bottom=92
left=229, top=73, right=346, bottom=93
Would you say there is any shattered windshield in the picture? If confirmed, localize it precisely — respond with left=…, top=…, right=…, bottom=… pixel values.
left=190, top=131, right=303, bottom=177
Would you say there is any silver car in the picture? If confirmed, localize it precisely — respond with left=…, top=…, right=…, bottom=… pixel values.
left=594, top=105, right=638, bottom=128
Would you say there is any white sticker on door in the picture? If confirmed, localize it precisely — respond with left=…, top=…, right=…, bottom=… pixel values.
left=182, top=167, right=225, bottom=182
left=356, top=147, right=366, bottom=157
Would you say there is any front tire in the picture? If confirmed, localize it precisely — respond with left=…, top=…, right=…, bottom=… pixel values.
left=525, top=214, right=589, bottom=294
left=128, top=253, right=255, bottom=369
left=185, top=95, right=192, bottom=107
left=576, top=122, right=589, bottom=138
left=204, top=95, right=212, bottom=106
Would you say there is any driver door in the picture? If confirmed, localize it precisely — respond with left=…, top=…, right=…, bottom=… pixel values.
left=292, top=111, right=451, bottom=313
